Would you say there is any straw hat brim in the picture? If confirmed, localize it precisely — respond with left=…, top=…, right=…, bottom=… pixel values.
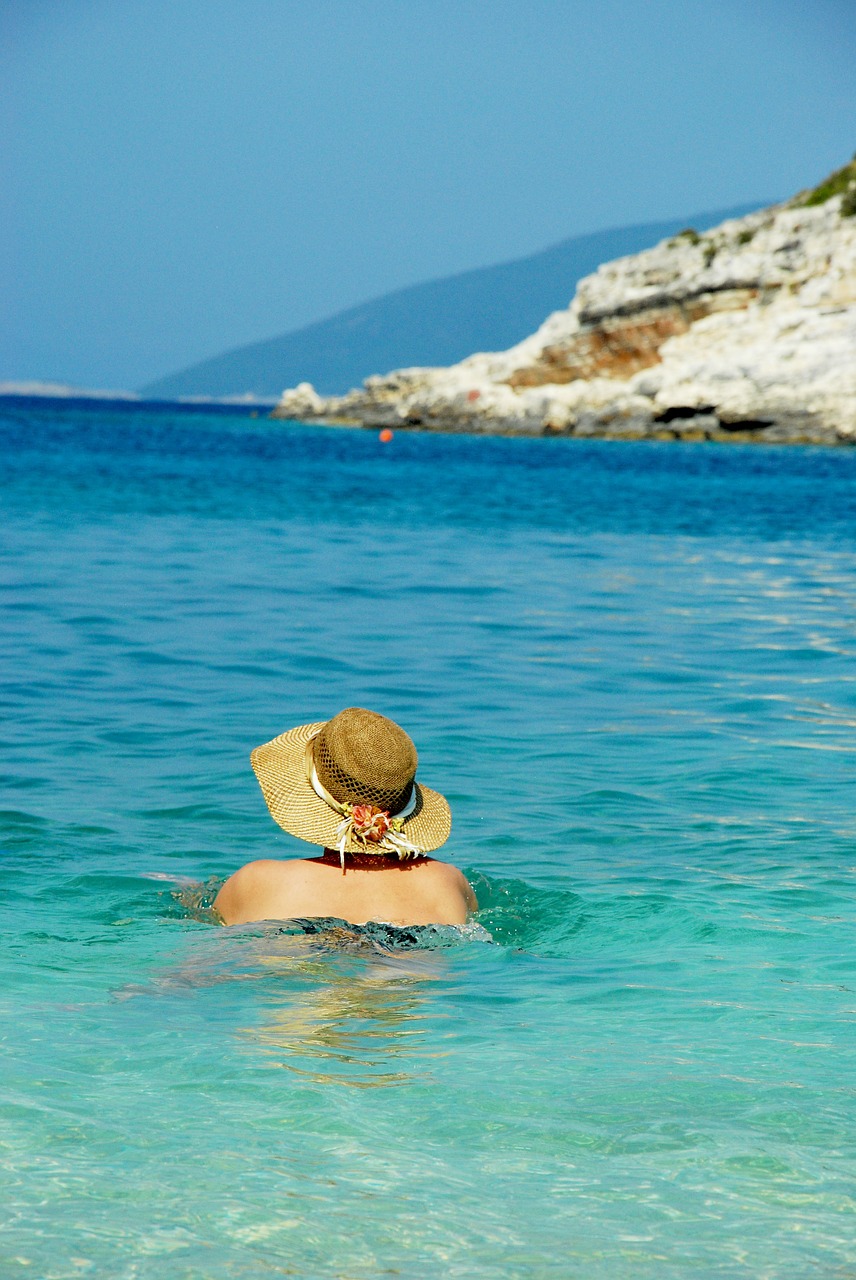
left=250, top=720, right=452, bottom=853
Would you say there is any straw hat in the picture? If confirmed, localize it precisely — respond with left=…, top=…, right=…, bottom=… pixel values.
left=250, top=708, right=452, bottom=856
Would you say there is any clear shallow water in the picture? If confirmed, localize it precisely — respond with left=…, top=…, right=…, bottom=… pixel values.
left=2, top=400, right=855, bottom=1278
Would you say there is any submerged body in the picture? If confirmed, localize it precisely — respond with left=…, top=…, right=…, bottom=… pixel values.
left=214, top=850, right=476, bottom=928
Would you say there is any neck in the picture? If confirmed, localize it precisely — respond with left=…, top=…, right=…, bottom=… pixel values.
left=313, top=848, right=428, bottom=871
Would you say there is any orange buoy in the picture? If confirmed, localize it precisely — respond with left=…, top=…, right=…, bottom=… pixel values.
left=379, top=428, right=394, bottom=443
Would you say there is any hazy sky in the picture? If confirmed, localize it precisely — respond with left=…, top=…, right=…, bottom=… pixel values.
left=2, top=0, right=855, bottom=390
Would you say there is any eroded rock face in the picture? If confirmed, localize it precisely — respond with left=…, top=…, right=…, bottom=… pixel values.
left=273, top=193, right=856, bottom=444
left=274, top=381, right=325, bottom=417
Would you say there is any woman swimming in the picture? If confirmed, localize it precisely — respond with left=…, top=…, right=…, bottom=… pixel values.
left=215, top=708, right=477, bottom=928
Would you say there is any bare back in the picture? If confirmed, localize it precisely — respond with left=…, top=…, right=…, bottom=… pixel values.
left=214, top=853, right=477, bottom=927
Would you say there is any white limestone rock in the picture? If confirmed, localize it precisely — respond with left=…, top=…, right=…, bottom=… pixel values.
left=637, top=304, right=856, bottom=437
left=273, top=184, right=856, bottom=443
left=271, top=381, right=324, bottom=418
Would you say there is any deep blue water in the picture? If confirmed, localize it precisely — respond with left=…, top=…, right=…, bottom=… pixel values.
left=2, top=400, right=855, bottom=1278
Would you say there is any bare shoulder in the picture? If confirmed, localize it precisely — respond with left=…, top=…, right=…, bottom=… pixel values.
left=220, top=858, right=297, bottom=889
left=424, top=858, right=478, bottom=911
left=214, top=858, right=302, bottom=924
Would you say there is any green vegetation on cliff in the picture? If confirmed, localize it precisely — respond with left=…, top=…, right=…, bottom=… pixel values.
left=798, top=155, right=856, bottom=215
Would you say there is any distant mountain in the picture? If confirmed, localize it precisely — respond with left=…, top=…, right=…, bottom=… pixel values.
left=142, top=205, right=766, bottom=400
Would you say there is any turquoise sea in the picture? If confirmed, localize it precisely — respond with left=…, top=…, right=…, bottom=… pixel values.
left=2, top=399, right=855, bottom=1279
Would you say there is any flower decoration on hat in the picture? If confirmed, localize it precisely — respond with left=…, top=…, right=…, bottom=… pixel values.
left=334, top=801, right=423, bottom=869
left=349, top=804, right=392, bottom=843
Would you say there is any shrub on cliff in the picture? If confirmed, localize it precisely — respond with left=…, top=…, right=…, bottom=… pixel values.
left=798, top=155, right=856, bottom=212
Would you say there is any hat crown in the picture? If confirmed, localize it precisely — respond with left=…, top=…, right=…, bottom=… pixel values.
left=314, top=708, right=418, bottom=813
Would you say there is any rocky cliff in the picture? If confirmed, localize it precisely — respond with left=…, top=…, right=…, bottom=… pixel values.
left=273, top=162, right=856, bottom=443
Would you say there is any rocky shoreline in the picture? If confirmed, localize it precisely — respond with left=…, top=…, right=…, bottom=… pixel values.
left=273, top=164, right=856, bottom=445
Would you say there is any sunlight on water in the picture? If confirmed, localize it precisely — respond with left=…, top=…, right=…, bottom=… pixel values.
left=1, top=402, right=855, bottom=1278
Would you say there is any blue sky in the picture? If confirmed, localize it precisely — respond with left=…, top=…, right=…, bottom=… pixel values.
left=2, top=0, right=855, bottom=390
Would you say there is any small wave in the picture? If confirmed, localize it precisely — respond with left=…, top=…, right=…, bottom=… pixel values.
left=169, top=874, right=226, bottom=923
left=467, top=869, right=588, bottom=953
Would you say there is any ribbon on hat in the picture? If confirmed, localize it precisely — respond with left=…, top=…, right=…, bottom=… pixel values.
left=306, top=741, right=422, bottom=870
